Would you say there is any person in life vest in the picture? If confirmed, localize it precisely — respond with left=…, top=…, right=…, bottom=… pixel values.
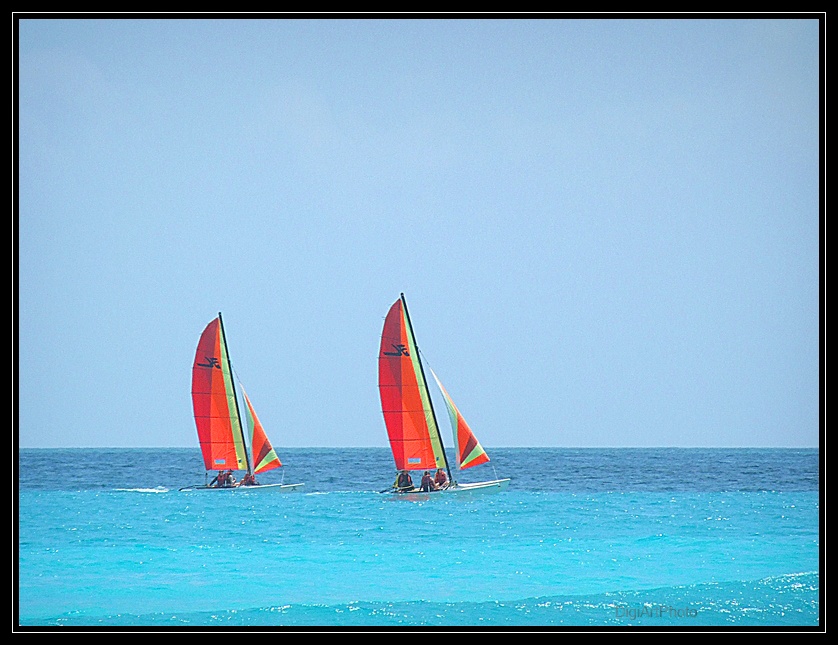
left=394, top=470, right=414, bottom=491
left=211, top=470, right=233, bottom=487
left=420, top=471, right=438, bottom=492
left=434, top=468, right=448, bottom=490
left=240, top=472, right=258, bottom=487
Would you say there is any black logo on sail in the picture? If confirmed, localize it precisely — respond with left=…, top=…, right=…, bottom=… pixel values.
left=197, top=356, right=222, bottom=369
left=383, top=344, right=410, bottom=357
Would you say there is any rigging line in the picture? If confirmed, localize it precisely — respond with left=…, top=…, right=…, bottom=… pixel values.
left=229, top=361, right=245, bottom=388
left=490, top=461, right=500, bottom=480
left=416, top=347, right=444, bottom=423
left=417, top=347, right=441, bottom=384
left=417, top=347, right=451, bottom=416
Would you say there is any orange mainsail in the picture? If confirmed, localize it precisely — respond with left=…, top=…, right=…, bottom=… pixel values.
left=191, top=316, right=248, bottom=472
left=378, top=296, right=446, bottom=472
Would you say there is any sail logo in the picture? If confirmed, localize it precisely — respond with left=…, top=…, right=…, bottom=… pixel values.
left=383, top=344, right=410, bottom=357
left=197, top=356, right=222, bottom=369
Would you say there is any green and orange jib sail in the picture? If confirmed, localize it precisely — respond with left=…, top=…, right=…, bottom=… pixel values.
left=431, top=369, right=490, bottom=470
left=241, top=387, right=282, bottom=474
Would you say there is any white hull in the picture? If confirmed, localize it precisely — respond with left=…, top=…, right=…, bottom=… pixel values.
left=451, top=478, right=510, bottom=493
left=179, top=482, right=304, bottom=492
left=387, top=478, right=510, bottom=499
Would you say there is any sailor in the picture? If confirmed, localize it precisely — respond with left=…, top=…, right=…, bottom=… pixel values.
left=240, top=472, right=258, bottom=486
left=434, top=468, right=448, bottom=489
left=420, top=470, right=437, bottom=492
left=394, top=470, right=413, bottom=491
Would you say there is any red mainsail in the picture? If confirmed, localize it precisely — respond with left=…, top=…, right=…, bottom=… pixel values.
left=378, top=296, right=446, bottom=471
left=191, top=317, right=248, bottom=472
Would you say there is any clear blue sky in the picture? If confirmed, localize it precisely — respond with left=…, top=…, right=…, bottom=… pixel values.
left=17, top=17, right=821, bottom=449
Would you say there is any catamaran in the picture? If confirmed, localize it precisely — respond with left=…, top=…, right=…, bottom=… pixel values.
left=180, top=313, right=304, bottom=492
left=378, top=293, right=510, bottom=497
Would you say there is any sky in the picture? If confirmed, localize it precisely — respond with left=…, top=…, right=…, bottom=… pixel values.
left=17, top=16, right=821, bottom=449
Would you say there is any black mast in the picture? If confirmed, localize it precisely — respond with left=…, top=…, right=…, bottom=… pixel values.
left=399, top=293, right=454, bottom=484
left=217, top=311, right=252, bottom=476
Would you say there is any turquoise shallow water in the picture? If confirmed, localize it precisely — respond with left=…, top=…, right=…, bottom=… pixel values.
left=16, top=448, right=820, bottom=629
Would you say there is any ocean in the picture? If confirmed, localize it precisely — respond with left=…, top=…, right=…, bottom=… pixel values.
left=16, top=447, right=821, bottom=630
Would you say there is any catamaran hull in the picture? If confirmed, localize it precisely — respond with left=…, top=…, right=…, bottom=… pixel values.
left=179, top=483, right=304, bottom=492
left=387, top=478, right=510, bottom=500
left=451, top=478, right=510, bottom=493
